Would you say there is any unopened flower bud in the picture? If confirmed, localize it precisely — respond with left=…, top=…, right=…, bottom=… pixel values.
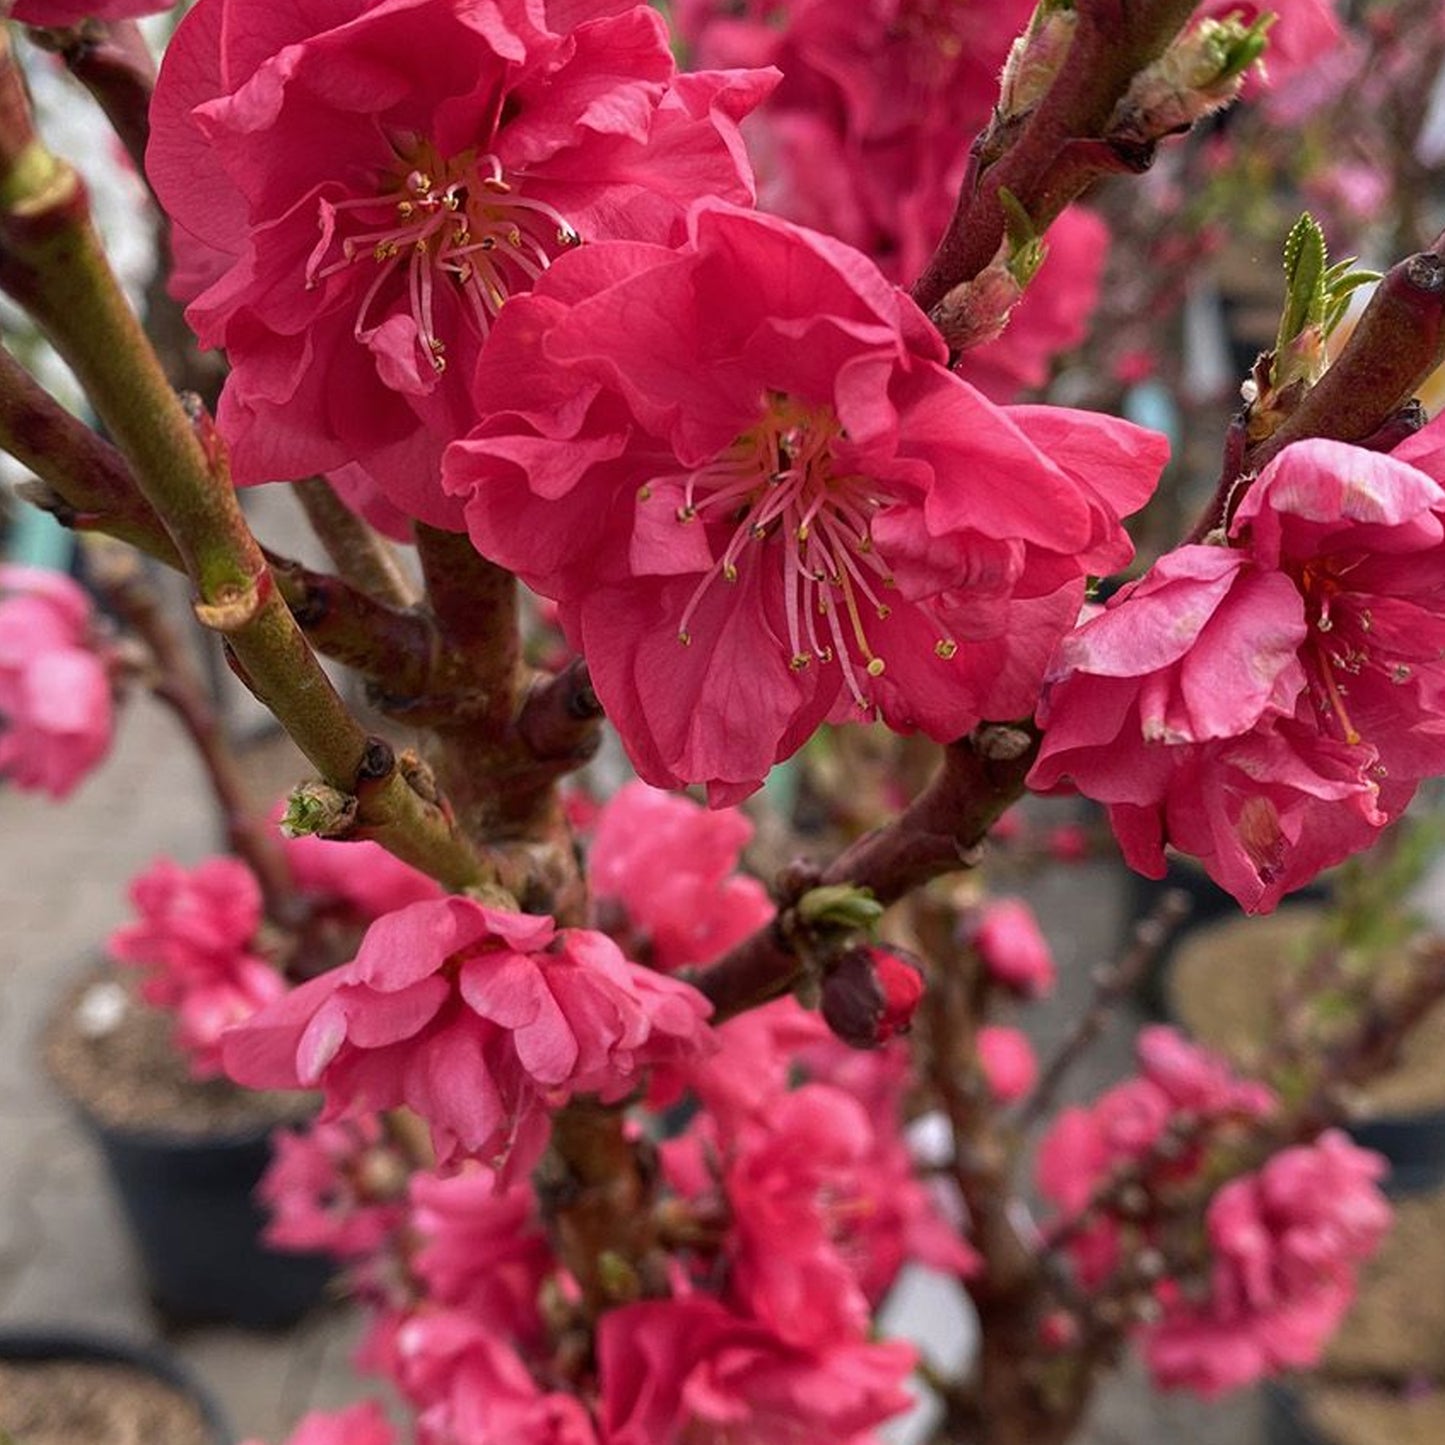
left=821, top=945, right=926, bottom=1049
left=1110, top=14, right=1271, bottom=146
left=972, top=898, right=1057, bottom=999
left=977, top=1025, right=1039, bottom=1103
left=999, top=1, right=1078, bottom=119
left=1039, top=1308, right=1080, bottom=1352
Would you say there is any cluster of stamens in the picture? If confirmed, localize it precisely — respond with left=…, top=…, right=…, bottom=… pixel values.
left=645, top=396, right=957, bottom=712
left=305, top=150, right=579, bottom=374
left=1300, top=558, right=1405, bottom=760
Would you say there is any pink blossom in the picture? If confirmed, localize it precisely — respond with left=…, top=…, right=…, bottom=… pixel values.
left=1144, top=1130, right=1391, bottom=1395
left=1038, top=1028, right=1276, bottom=1286
left=589, top=781, right=772, bottom=970
left=448, top=202, right=1167, bottom=801
left=239, top=1401, right=396, bottom=1445
left=597, top=1296, right=915, bottom=1445
left=260, top=1115, right=409, bottom=1260
left=0, top=565, right=113, bottom=800
left=1034, top=432, right=1445, bottom=910
left=392, top=1311, right=597, bottom=1445
left=977, top=1025, right=1037, bottom=1103
left=222, top=896, right=715, bottom=1178
left=972, top=898, right=1057, bottom=998
left=408, top=1168, right=554, bottom=1351
left=147, top=0, right=773, bottom=527
left=675, top=0, right=1031, bottom=282
left=666, top=1079, right=976, bottom=1341
left=109, top=856, right=284, bottom=1078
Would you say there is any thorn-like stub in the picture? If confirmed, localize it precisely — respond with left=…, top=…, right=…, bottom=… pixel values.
left=193, top=573, right=268, bottom=632
left=357, top=734, right=396, bottom=783
left=1406, top=253, right=1445, bottom=295
left=975, top=724, right=1034, bottom=761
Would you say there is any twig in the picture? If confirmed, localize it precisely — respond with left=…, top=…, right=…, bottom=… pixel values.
left=85, top=539, right=296, bottom=916
left=696, top=725, right=1040, bottom=1022
left=24, top=20, right=155, bottom=180
left=294, top=476, right=418, bottom=608
left=1017, top=888, right=1192, bottom=1131
left=910, top=0, right=1199, bottom=317
left=0, top=47, right=483, bottom=890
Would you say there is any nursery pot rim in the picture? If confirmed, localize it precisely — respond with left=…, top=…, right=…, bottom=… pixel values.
left=0, top=1324, right=235, bottom=1444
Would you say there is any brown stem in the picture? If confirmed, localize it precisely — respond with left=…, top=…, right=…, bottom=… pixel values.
left=0, top=339, right=181, bottom=565
left=538, top=1103, right=664, bottom=1317
left=86, top=540, right=296, bottom=915
left=294, top=476, right=418, bottom=608
left=910, top=0, right=1198, bottom=317
left=26, top=20, right=156, bottom=180
left=698, top=725, right=1040, bottom=1022
left=264, top=550, right=435, bottom=696
left=515, top=658, right=604, bottom=767
left=408, top=526, right=588, bottom=918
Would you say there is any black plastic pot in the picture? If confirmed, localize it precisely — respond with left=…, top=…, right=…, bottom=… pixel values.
left=1349, top=1106, right=1445, bottom=1197
left=0, top=1326, right=234, bottom=1443
left=82, top=1114, right=335, bottom=1330
left=1127, top=858, right=1330, bottom=1019
left=1263, top=1382, right=1324, bottom=1445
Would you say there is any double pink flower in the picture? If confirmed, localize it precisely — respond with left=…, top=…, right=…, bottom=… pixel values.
left=448, top=201, right=1166, bottom=801
left=1033, top=428, right=1445, bottom=910
left=223, top=896, right=715, bottom=1179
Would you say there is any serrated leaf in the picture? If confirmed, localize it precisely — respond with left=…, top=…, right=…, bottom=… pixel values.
left=1277, top=213, right=1328, bottom=357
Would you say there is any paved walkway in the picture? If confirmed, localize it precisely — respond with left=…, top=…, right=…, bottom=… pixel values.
left=0, top=693, right=1257, bottom=1443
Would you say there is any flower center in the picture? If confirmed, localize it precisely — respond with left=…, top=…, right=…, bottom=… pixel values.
left=658, top=395, right=957, bottom=712
left=1298, top=559, right=1401, bottom=753
left=304, top=146, right=579, bottom=374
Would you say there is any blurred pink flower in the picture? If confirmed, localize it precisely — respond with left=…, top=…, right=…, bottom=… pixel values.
left=392, top=1311, right=597, bottom=1445
left=260, top=1115, right=409, bottom=1260
left=222, top=896, right=715, bottom=1178
left=240, top=1401, right=396, bottom=1445
left=597, top=1296, right=915, bottom=1445
left=0, top=565, right=113, bottom=800
left=977, top=1025, right=1037, bottom=1103
left=109, top=856, right=284, bottom=1078
left=1038, top=1028, right=1276, bottom=1286
left=148, top=0, right=773, bottom=526
left=973, top=898, right=1057, bottom=998
left=283, top=827, right=445, bottom=924
left=408, top=1168, right=554, bottom=1353
left=588, top=781, right=772, bottom=971
left=448, top=202, right=1166, bottom=801
left=1145, top=1130, right=1391, bottom=1395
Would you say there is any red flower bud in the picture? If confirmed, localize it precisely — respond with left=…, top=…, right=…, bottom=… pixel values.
left=821, top=946, right=926, bottom=1049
